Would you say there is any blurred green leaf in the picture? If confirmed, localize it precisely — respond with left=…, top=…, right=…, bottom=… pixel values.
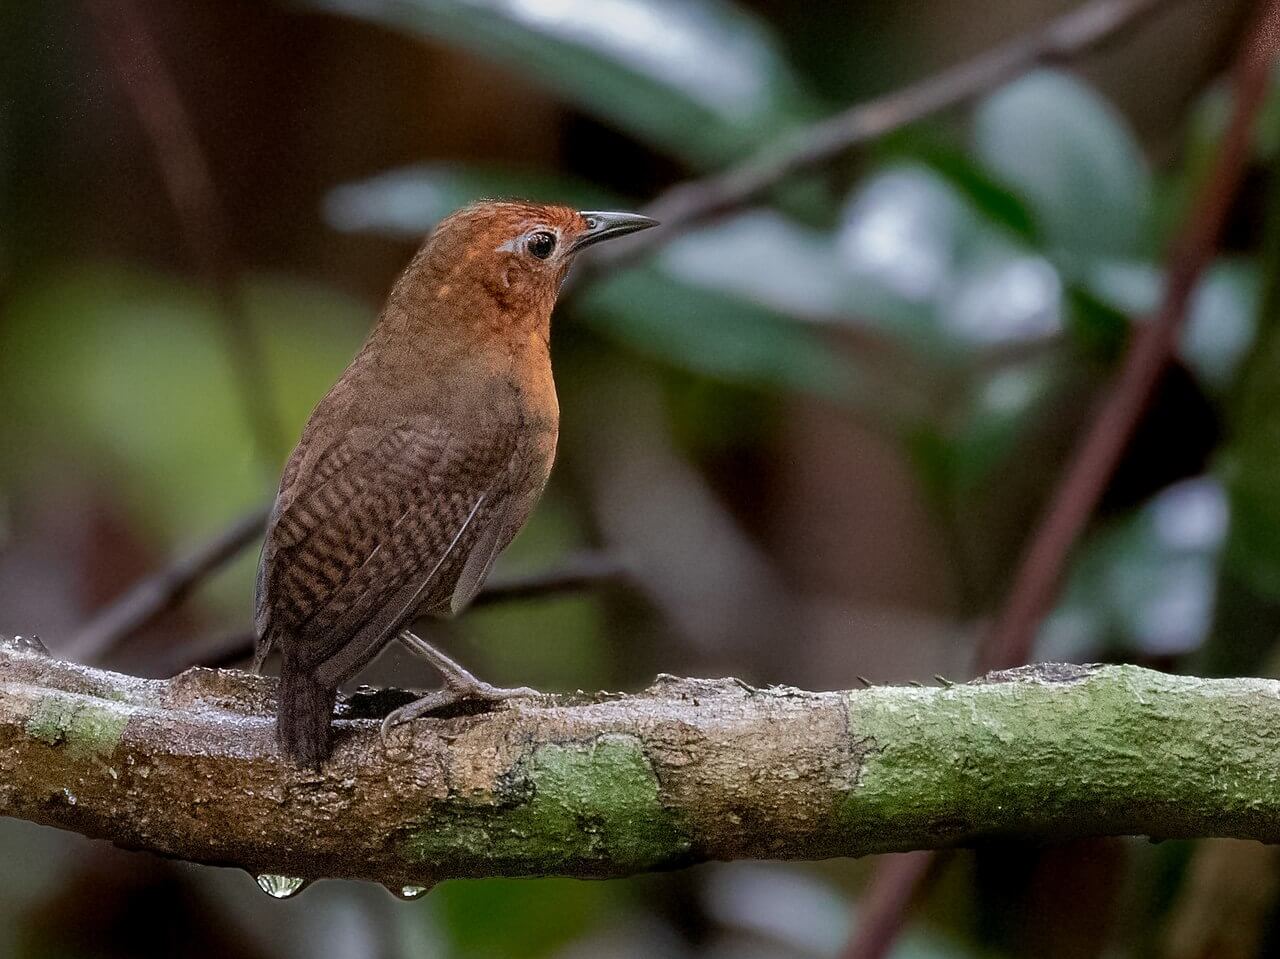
left=836, top=165, right=973, bottom=330
left=952, top=364, right=1056, bottom=490
left=325, top=163, right=619, bottom=237
left=1063, top=284, right=1129, bottom=362
left=1042, top=477, right=1227, bottom=660
left=1083, top=258, right=1259, bottom=390
left=577, top=265, right=855, bottom=399
left=303, top=0, right=817, bottom=167
left=836, top=165, right=1065, bottom=353
left=0, top=264, right=366, bottom=542
left=899, top=138, right=1040, bottom=244
left=1182, top=262, right=1259, bottom=389
left=1221, top=319, right=1280, bottom=598
left=1214, top=125, right=1280, bottom=602
left=1184, top=62, right=1280, bottom=171
left=974, top=69, right=1152, bottom=260
left=434, top=877, right=626, bottom=959
left=908, top=361, right=1056, bottom=500
left=938, top=245, right=1062, bottom=347
left=893, top=940, right=976, bottom=959
left=661, top=207, right=912, bottom=324
left=660, top=195, right=1056, bottom=358
left=1081, top=258, right=1158, bottom=315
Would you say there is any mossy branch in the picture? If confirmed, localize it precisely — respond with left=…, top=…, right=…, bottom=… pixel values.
left=3, top=637, right=1280, bottom=888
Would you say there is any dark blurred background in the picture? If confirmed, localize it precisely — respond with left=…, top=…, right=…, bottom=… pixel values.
left=3, top=0, right=1279, bottom=956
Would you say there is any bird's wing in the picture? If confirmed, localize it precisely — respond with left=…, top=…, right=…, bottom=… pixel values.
left=448, top=491, right=518, bottom=616
left=254, top=418, right=515, bottom=685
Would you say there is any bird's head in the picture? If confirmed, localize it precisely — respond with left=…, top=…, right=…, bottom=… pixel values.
left=407, top=201, right=657, bottom=322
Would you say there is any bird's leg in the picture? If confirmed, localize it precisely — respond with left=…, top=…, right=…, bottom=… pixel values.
left=380, top=629, right=540, bottom=740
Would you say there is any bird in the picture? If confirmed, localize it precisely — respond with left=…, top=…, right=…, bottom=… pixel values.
left=254, top=201, right=657, bottom=766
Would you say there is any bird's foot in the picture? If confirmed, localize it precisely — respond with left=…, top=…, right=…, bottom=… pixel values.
left=380, top=628, right=540, bottom=741
left=379, top=677, right=539, bottom=742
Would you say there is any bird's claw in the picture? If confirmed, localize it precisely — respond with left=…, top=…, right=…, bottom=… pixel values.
left=379, top=681, right=541, bottom=743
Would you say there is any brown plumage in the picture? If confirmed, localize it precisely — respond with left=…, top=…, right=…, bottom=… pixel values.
left=255, top=201, right=656, bottom=765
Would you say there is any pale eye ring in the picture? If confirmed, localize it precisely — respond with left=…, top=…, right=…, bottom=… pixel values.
left=527, top=231, right=557, bottom=259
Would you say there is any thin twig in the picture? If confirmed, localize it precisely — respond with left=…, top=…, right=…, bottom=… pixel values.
left=585, top=0, right=1175, bottom=276
left=64, top=505, right=271, bottom=664
left=471, top=551, right=628, bottom=607
left=981, top=0, right=1280, bottom=673
left=77, top=547, right=626, bottom=671
left=67, top=0, right=1174, bottom=669
left=86, top=0, right=284, bottom=465
left=201, top=550, right=625, bottom=670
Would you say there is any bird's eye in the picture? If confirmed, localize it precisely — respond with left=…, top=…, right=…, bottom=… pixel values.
left=527, top=231, right=557, bottom=259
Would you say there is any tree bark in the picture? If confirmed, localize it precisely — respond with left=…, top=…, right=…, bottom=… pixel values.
left=2, top=636, right=1279, bottom=889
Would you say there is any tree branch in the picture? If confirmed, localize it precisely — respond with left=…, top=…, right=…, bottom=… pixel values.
left=5, top=639, right=1280, bottom=888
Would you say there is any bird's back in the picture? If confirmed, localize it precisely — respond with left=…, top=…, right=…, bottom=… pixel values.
left=255, top=346, right=557, bottom=764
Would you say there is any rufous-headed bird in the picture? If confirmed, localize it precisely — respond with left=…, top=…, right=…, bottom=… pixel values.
left=254, top=201, right=657, bottom=766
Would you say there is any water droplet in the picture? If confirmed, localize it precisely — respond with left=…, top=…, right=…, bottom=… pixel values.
left=6, top=634, right=49, bottom=656
left=388, top=882, right=433, bottom=900
left=255, top=874, right=308, bottom=899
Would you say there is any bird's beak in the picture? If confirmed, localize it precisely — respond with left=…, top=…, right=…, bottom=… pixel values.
left=571, top=211, right=659, bottom=253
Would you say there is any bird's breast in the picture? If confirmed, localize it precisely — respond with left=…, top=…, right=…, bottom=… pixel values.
left=495, top=345, right=559, bottom=514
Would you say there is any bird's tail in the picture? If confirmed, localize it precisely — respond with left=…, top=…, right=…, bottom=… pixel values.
left=277, top=656, right=337, bottom=768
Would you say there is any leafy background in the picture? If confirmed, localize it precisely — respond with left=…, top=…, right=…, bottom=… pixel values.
left=1, top=0, right=1278, bottom=956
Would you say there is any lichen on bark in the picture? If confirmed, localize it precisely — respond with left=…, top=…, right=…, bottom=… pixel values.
left=25, top=692, right=134, bottom=760
left=403, top=734, right=692, bottom=875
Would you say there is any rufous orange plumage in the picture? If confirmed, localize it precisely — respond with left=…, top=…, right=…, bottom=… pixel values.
left=254, top=201, right=656, bottom=766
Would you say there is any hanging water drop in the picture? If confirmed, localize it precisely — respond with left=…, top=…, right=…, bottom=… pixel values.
left=255, top=874, right=308, bottom=899
left=390, top=883, right=432, bottom=900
